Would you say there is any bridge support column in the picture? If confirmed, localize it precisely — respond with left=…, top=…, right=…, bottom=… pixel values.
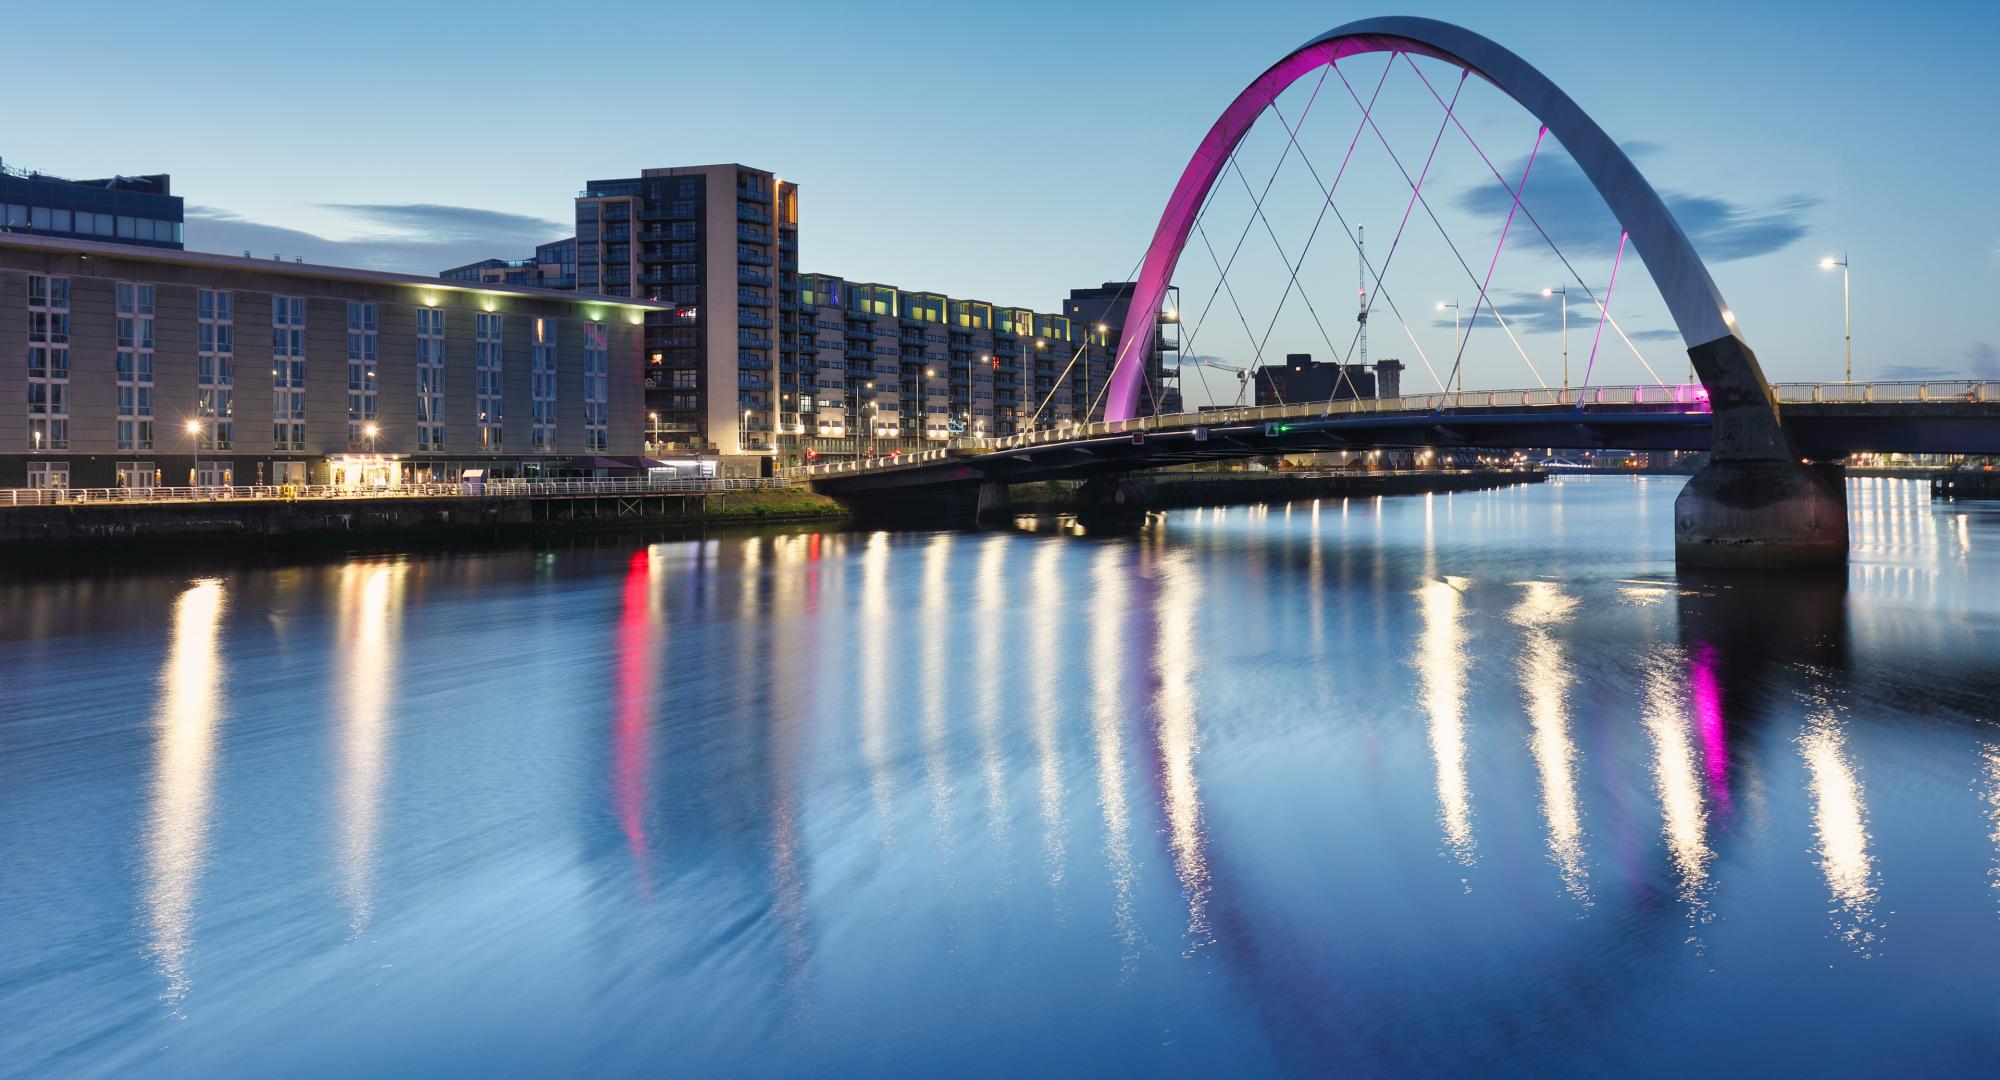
left=975, top=480, right=1011, bottom=525
left=1075, top=474, right=1149, bottom=527
left=1675, top=459, right=1847, bottom=570
left=1675, top=334, right=1847, bottom=570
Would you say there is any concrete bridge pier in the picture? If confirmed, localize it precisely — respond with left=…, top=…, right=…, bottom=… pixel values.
left=1074, top=474, right=1149, bottom=528
left=975, top=480, right=1011, bottom=525
left=1675, top=459, right=1848, bottom=569
left=1674, top=336, right=1848, bottom=570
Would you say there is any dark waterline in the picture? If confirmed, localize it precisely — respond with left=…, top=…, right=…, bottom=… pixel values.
left=4, top=476, right=1999, bottom=1076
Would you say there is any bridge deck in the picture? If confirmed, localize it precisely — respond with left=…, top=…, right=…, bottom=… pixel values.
left=792, top=381, right=2000, bottom=494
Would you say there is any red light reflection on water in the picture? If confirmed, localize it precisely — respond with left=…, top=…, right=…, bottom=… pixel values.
left=616, top=549, right=657, bottom=896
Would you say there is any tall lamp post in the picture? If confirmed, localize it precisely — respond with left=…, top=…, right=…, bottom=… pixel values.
left=1819, top=254, right=1851, bottom=384
left=1436, top=299, right=1460, bottom=391
left=1094, top=323, right=1109, bottom=422
left=1540, top=286, right=1568, bottom=396
left=922, top=366, right=935, bottom=443
left=1033, top=339, right=1047, bottom=430
left=185, top=418, right=203, bottom=489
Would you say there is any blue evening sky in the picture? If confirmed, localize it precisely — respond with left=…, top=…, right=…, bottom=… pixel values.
left=5, top=0, right=1994, bottom=402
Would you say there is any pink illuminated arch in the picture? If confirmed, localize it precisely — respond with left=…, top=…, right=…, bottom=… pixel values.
left=1105, top=15, right=1762, bottom=428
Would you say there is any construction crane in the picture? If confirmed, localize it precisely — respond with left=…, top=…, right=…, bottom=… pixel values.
left=1189, top=357, right=1254, bottom=406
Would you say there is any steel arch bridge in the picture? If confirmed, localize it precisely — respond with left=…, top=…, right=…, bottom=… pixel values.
left=1103, top=15, right=1775, bottom=455
left=796, top=17, right=1981, bottom=568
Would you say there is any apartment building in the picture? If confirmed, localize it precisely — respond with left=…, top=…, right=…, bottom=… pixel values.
left=575, top=164, right=797, bottom=475
left=441, top=237, right=577, bottom=291
left=783, top=274, right=1188, bottom=463
left=0, top=233, right=655, bottom=489
left=0, top=162, right=184, bottom=250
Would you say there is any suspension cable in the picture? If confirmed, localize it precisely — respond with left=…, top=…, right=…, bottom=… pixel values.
left=1398, top=54, right=1664, bottom=384
left=1330, top=60, right=1547, bottom=394
left=1444, top=125, right=1548, bottom=396
left=1580, top=231, right=1630, bottom=392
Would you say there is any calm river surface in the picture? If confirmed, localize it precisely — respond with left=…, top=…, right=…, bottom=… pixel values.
left=5, top=476, right=2000, bottom=1076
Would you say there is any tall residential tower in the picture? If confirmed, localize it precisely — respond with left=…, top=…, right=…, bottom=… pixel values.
left=576, top=164, right=797, bottom=474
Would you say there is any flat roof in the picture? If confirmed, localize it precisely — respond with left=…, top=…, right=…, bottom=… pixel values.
left=0, top=232, right=667, bottom=309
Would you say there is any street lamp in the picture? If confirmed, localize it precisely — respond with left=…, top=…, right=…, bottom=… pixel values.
left=969, top=354, right=986, bottom=434
left=1819, top=254, right=1851, bottom=384
left=1541, top=286, right=1568, bottom=395
left=923, top=367, right=936, bottom=442
left=185, top=418, right=203, bottom=489
left=1033, top=339, right=1047, bottom=429
left=1436, top=300, right=1461, bottom=395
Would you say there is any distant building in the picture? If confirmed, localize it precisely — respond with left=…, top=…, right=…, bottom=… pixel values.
left=0, top=161, right=183, bottom=249
left=1252, top=353, right=1404, bottom=407
left=575, top=164, right=796, bottom=474
left=1063, top=282, right=1182, bottom=417
left=441, top=237, right=576, bottom=290
left=1, top=233, right=655, bottom=489
left=792, top=276, right=1118, bottom=461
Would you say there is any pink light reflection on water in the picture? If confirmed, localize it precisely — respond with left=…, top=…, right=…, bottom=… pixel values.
left=1688, top=642, right=1733, bottom=818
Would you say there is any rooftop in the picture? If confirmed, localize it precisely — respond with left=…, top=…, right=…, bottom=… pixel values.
left=0, top=233, right=667, bottom=310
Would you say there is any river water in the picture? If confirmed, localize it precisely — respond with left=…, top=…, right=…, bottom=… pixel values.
left=3, top=476, right=1999, bottom=1076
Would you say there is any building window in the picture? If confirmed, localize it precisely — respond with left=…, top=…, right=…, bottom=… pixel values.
left=531, top=317, right=558, bottom=452
left=116, top=461, right=158, bottom=489
left=115, top=282, right=156, bottom=450
left=197, top=289, right=234, bottom=450
left=584, top=322, right=609, bottom=452
left=476, top=310, right=504, bottom=450
left=347, top=302, right=379, bottom=447
left=271, top=296, right=306, bottom=450
left=27, top=461, right=69, bottom=489
left=26, top=274, right=69, bottom=451
left=417, top=306, right=445, bottom=451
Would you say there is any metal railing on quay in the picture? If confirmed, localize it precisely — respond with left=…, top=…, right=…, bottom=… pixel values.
left=0, top=476, right=795, bottom=508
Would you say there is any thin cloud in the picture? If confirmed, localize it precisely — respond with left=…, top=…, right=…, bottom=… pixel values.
left=1967, top=342, right=2000, bottom=380
left=1456, top=148, right=1818, bottom=264
left=185, top=203, right=568, bottom=276
left=1877, top=364, right=1962, bottom=380
left=1425, top=289, right=1681, bottom=342
left=319, top=203, right=567, bottom=245
left=1873, top=344, right=1999, bottom=382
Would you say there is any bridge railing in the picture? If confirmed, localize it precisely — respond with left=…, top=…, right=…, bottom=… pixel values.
left=781, top=385, right=1699, bottom=478
left=777, top=380, right=1997, bottom=480
left=1770, top=380, right=2000, bottom=403
left=0, top=477, right=793, bottom=508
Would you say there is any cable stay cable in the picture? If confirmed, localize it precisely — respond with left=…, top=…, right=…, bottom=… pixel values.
left=1398, top=54, right=1665, bottom=385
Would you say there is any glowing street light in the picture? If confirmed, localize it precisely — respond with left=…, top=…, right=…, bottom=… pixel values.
left=185, top=418, right=203, bottom=489
left=1818, top=254, right=1851, bottom=384
left=1436, top=300, right=1462, bottom=394
left=1541, top=286, right=1568, bottom=394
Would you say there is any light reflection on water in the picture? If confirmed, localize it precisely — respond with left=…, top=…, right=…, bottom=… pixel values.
left=6, top=477, right=2000, bottom=1075
left=1512, top=581, right=1589, bottom=904
left=334, top=563, right=401, bottom=937
left=141, top=579, right=227, bottom=1014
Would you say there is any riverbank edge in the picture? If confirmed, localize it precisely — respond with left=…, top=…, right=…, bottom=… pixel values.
left=0, top=488, right=853, bottom=557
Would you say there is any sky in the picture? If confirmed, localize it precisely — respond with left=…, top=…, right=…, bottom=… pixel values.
left=6, top=0, right=1996, bottom=406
